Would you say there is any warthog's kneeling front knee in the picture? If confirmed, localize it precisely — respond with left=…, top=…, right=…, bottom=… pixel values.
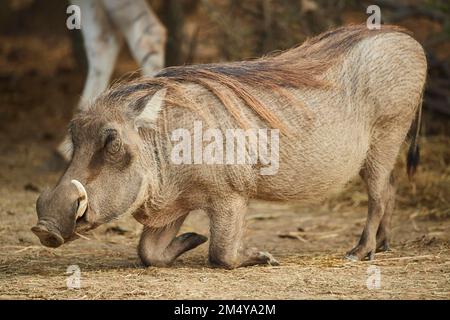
left=209, top=254, right=240, bottom=269
left=138, top=248, right=173, bottom=267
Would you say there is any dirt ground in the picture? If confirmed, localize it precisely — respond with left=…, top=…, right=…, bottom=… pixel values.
left=0, top=33, right=449, bottom=300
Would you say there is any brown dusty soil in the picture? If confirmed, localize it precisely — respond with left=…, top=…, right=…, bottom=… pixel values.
left=0, top=34, right=449, bottom=300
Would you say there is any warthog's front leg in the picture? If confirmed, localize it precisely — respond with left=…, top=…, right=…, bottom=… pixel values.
left=207, top=194, right=279, bottom=269
left=138, top=215, right=207, bottom=267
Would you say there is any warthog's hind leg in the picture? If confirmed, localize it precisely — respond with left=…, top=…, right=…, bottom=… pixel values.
left=346, top=125, right=407, bottom=261
left=207, top=194, right=279, bottom=269
left=346, top=168, right=391, bottom=261
left=138, top=215, right=208, bottom=267
left=376, top=174, right=396, bottom=252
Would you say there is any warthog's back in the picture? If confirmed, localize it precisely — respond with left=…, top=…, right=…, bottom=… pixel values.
left=253, top=29, right=427, bottom=202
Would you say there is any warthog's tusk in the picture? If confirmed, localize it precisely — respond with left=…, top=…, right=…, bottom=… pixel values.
left=71, top=179, right=88, bottom=219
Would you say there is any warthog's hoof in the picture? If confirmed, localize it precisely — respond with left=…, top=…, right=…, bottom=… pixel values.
left=344, top=254, right=359, bottom=262
left=376, top=237, right=391, bottom=253
left=345, top=244, right=376, bottom=261
left=376, top=242, right=391, bottom=253
left=258, top=251, right=280, bottom=266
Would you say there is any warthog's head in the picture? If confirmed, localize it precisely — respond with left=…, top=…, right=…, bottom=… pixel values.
left=32, top=89, right=167, bottom=247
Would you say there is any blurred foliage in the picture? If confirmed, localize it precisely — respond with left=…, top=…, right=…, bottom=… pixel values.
left=425, top=0, right=450, bottom=13
left=149, top=0, right=449, bottom=65
left=156, top=0, right=449, bottom=120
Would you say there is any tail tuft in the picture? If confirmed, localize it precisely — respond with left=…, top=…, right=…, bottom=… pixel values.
left=406, top=87, right=423, bottom=182
left=407, top=144, right=420, bottom=181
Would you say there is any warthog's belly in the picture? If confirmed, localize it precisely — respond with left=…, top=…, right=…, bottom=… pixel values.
left=255, top=123, right=370, bottom=202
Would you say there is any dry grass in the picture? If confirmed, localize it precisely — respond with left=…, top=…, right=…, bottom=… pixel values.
left=0, top=134, right=448, bottom=299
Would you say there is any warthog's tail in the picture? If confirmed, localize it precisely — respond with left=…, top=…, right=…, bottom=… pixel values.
left=406, top=95, right=423, bottom=181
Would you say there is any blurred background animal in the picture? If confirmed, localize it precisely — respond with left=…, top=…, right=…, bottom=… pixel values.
left=57, top=0, right=167, bottom=160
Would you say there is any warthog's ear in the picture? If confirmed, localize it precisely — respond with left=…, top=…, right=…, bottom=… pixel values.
left=134, top=88, right=167, bottom=130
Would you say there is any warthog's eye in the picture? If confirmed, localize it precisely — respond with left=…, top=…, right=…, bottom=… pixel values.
left=104, top=130, right=122, bottom=155
left=109, top=138, right=121, bottom=154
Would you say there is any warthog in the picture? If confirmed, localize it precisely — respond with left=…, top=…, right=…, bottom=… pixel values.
left=32, top=25, right=426, bottom=268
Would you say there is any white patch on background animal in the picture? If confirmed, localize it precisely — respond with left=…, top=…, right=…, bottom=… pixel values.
left=58, top=0, right=167, bottom=160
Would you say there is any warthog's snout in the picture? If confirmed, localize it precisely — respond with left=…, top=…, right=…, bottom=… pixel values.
left=32, top=180, right=88, bottom=248
left=31, top=221, right=64, bottom=248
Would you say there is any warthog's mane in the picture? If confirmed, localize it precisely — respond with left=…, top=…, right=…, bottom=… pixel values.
left=100, top=24, right=409, bottom=134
